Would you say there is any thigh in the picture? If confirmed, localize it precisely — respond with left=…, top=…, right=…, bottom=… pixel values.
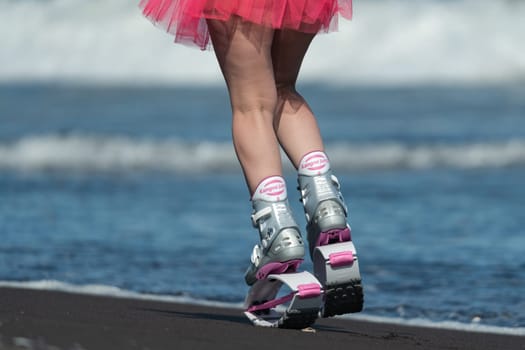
left=207, top=18, right=277, bottom=112
left=271, top=29, right=316, bottom=88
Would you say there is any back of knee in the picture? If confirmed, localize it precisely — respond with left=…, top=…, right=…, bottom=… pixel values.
left=276, top=83, right=304, bottom=107
left=232, top=96, right=278, bottom=118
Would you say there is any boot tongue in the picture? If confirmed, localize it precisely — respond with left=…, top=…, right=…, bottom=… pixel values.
left=298, top=151, right=330, bottom=176
left=252, top=176, right=287, bottom=202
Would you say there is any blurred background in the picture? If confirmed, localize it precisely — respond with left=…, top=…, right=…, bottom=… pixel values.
left=1, top=0, right=524, bottom=331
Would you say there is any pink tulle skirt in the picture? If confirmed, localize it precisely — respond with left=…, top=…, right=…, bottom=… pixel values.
left=139, top=0, right=352, bottom=49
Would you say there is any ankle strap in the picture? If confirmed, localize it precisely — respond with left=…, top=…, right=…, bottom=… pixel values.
left=251, top=207, right=272, bottom=227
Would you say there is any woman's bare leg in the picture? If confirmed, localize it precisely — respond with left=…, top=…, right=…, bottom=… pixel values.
left=271, top=30, right=324, bottom=168
left=207, top=18, right=281, bottom=196
left=207, top=19, right=307, bottom=288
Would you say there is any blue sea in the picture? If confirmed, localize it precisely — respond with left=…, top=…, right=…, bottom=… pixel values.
left=1, top=0, right=525, bottom=334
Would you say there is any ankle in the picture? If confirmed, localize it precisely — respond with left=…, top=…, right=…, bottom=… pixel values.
left=297, top=152, right=347, bottom=224
left=250, top=176, right=299, bottom=242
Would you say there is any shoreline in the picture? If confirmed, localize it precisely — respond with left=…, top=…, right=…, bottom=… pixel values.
left=1, top=286, right=523, bottom=350
left=1, top=280, right=523, bottom=337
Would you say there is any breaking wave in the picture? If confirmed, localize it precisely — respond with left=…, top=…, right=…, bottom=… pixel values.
left=1, top=134, right=524, bottom=173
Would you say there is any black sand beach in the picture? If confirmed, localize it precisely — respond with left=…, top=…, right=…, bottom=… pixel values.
left=0, top=287, right=523, bottom=350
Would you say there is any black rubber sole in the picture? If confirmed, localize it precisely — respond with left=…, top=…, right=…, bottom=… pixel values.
left=278, top=308, right=320, bottom=329
left=321, top=280, right=364, bottom=318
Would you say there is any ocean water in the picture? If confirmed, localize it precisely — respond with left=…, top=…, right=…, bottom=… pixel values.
left=1, top=0, right=525, bottom=333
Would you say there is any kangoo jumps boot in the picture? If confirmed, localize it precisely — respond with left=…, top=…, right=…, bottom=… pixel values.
left=297, top=151, right=364, bottom=317
left=244, top=176, right=305, bottom=286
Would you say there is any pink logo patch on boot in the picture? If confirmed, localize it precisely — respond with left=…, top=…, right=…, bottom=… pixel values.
left=299, top=151, right=330, bottom=176
left=253, top=176, right=287, bottom=202
left=259, top=179, right=285, bottom=197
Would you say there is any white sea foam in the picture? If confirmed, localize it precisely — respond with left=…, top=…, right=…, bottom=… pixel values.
left=340, top=314, right=525, bottom=337
left=0, top=134, right=524, bottom=173
left=0, top=135, right=236, bottom=173
left=1, top=279, right=524, bottom=336
left=0, top=0, right=524, bottom=85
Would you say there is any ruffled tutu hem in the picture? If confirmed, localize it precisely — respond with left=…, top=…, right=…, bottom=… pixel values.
left=139, top=0, right=352, bottom=50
